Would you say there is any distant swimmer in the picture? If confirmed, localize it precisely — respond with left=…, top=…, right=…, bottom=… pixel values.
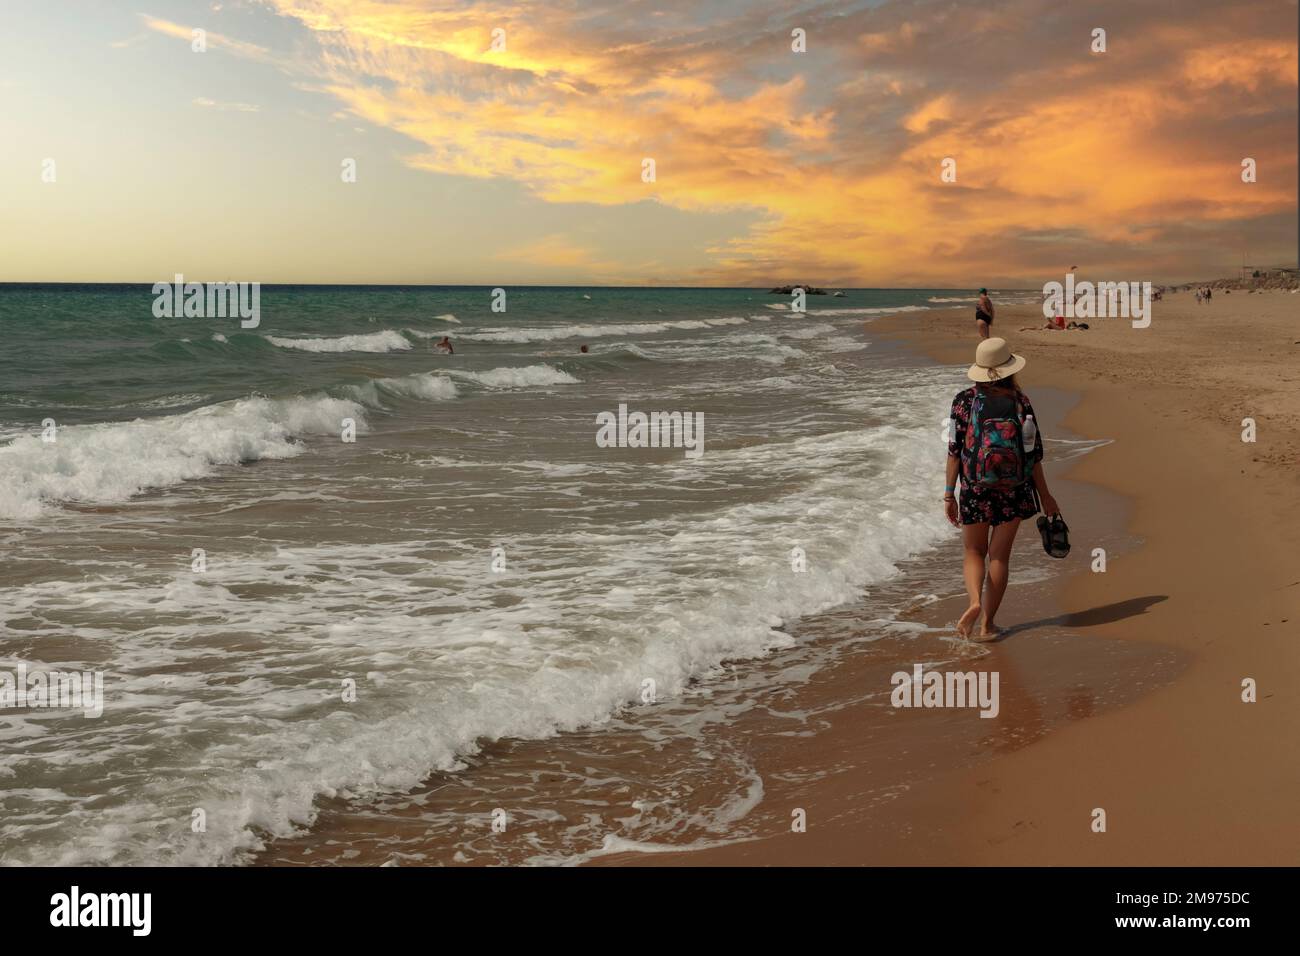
left=435, top=336, right=454, bottom=354
left=579, top=344, right=589, bottom=353
left=975, top=288, right=994, bottom=339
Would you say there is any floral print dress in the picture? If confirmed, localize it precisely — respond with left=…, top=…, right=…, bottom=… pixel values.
left=947, top=386, right=1043, bottom=526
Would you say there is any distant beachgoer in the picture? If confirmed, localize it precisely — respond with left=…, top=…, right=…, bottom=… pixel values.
left=435, top=336, right=454, bottom=354
left=975, top=288, right=994, bottom=338
left=1196, top=290, right=1203, bottom=305
left=579, top=344, right=589, bottom=353
left=945, top=337, right=1060, bottom=640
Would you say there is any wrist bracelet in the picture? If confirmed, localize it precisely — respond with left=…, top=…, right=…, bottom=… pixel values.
left=944, top=485, right=956, bottom=494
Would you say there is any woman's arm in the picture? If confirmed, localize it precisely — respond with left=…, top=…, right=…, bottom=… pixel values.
left=944, top=454, right=960, bottom=526
left=1021, top=394, right=1056, bottom=515
left=944, top=393, right=966, bottom=527
left=1031, top=460, right=1059, bottom=516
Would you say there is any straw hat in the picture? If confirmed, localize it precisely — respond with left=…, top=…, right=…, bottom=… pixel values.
left=967, top=336, right=1026, bottom=382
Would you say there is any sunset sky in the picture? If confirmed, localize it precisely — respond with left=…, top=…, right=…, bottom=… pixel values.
left=2, top=0, right=1296, bottom=286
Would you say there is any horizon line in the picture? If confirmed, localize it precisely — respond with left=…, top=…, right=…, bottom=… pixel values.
left=0, top=275, right=1277, bottom=291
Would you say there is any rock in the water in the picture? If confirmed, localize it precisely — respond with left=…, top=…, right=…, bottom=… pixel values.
left=768, top=284, right=828, bottom=295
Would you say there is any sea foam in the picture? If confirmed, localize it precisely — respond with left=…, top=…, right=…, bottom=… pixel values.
left=266, top=330, right=412, bottom=353
left=462, top=321, right=742, bottom=344
left=375, top=372, right=460, bottom=401
left=448, top=364, right=579, bottom=388
left=1, top=381, right=956, bottom=866
left=0, top=395, right=367, bottom=520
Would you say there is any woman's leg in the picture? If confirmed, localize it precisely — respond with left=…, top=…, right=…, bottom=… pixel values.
left=959, top=522, right=990, bottom=637
left=976, top=318, right=990, bottom=339
left=981, top=518, right=1022, bottom=636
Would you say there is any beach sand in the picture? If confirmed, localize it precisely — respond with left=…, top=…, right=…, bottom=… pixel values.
left=591, top=289, right=1300, bottom=866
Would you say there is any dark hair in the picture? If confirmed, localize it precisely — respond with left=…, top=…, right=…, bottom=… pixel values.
left=979, top=374, right=1019, bottom=392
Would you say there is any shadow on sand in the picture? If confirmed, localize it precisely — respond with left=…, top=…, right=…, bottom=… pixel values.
left=994, top=594, right=1169, bottom=641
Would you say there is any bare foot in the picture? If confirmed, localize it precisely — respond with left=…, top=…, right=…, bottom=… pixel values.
left=974, top=621, right=1001, bottom=642
left=956, top=603, right=981, bottom=638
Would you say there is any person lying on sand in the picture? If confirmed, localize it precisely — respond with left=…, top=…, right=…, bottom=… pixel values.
left=1028, top=320, right=1089, bottom=331
left=944, top=337, right=1060, bottom=640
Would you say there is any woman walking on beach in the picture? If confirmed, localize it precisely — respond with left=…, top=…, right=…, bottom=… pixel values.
left=944, top=338, right=1059, bottom=639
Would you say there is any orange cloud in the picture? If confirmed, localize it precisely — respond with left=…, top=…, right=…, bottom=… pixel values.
left=262, top=0, right=1298, bottom=285
left=903, top=94, right=954, bottom=133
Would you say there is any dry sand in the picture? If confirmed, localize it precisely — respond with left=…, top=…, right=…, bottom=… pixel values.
left=594, top=288, right=1300, bottom=866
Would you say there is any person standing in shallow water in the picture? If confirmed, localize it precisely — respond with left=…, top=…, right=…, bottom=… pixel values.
left=944, top=337, right=1060, bottom=640
left=975, top=288, right=994, bottom=338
